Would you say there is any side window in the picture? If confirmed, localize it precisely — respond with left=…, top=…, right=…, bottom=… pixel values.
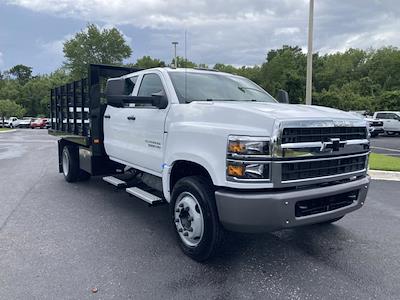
left=138, top=74, right=164, bottom=97
left=125, top=76, right=138, bottom=95
left=376, top=113, right=386, bottom=119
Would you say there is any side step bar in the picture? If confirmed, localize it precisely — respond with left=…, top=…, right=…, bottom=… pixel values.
left=103, top=176, right=127, bottom=188
left=126, top=187, right=164, bottom=206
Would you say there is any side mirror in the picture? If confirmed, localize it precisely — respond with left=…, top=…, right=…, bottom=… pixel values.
left=106, top=78, right=168, bottom=109
left=151, top=92, right=168, bottom=109
left=276, top=89, right=289, bottom=104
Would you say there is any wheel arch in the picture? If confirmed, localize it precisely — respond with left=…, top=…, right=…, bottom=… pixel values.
left=163, top=159, right=215, bottom=202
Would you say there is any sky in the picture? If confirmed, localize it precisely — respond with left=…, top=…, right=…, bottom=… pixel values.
left=0, top=0, right=399, bottom=75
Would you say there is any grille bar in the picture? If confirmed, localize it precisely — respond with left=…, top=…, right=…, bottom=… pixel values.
left=281, top=155, right=366, bottom=181
left=282, top=127, right=367, bottom=143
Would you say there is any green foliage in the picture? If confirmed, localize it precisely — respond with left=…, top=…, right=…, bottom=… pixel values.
left=8, top=64, right=32, bottom=85
left=0, top=99, right=26, bottom=124
left=173, top=56, right=197, bottom=68
left=63, top=24, right=132, bottom=79
left=134, top=56, right=166, bottom=68
left=377, top=90, right=400, bottom=111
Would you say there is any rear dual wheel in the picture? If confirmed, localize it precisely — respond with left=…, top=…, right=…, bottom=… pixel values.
left=62, top=145, right=90, bottom=182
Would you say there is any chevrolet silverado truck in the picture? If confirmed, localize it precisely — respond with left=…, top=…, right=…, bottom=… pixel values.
left=49, top=64, right=371, bottom=261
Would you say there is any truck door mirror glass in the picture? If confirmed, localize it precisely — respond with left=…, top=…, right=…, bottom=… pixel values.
left=276, top=89, right=289, bottom=104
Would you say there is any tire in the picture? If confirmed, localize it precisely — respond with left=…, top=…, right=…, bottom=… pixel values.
left=386, top=131, right=395, bottom=136
left=317, top=216, right=344, bottom=225
left=61, top=145, right=91, bottom=182
left=62, top=145, right=80, bottom=182
left=170, top=176, right=224, bottom=262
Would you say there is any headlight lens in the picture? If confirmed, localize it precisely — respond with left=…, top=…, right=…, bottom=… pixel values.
left=227, top=136, right=270, bottom=157
left=226, top=136, right=271, bottom=181
left=227, top=161, right=270, bottom=179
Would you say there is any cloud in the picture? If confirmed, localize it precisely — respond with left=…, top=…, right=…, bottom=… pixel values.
left=0, top=51, right=3, bottom=68
left=5, top=0, right=400, bottom=67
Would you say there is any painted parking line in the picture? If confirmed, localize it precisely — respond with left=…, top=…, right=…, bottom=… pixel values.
left=371, top=146, right=400, bottom=153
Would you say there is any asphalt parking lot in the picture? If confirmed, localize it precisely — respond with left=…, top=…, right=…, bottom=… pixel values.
left=370, top=134, right=400, bottom=156
left=1, top=130, right=400, bottom=299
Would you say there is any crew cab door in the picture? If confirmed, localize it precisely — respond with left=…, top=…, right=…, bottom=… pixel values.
left=104, top=71, right=169, bottom=175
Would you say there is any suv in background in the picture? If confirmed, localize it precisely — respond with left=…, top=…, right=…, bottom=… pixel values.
left=373, top=111, right=400, bottom=135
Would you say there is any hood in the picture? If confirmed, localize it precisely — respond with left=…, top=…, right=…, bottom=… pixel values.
left=210, top=101, right=365, bottom=121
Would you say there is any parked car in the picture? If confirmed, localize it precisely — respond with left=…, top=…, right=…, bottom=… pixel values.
left=6, top=117, right=20, bottom=128
left=30, top=118, right=48, bottom=129
left=49, top=64, right=371, bottom=261
left=349, top=111, right=384, bottom=137
left=373, top=111, right=400, bottom=135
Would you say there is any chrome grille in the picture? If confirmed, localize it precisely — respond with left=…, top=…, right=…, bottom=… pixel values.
left=282, top=127, right=368, bottom=143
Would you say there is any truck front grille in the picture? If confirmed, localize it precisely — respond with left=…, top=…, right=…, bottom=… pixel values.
left=282, top=127, right=367, bottom=143
left=295, top=190, right=359, bottom=217
left=281, top=155, right=366, bottom=182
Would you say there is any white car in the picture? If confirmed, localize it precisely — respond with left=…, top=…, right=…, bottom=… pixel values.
left=373, top=111, right=400, bottom=135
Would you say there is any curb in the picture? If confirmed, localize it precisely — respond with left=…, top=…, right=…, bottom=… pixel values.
left=0, top=129, right=17, bottom=134
left=369, top=170, right=400, bottom=182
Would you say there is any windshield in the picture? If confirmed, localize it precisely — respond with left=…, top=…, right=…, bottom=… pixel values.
left=168, top=71, right=277, bottom=103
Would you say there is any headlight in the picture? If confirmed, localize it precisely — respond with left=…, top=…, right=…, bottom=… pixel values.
left=227, top=136, right=270, bottom=158
left=227, top=161, right=270, bottom=180
left=226, top=136, right=271, bottom=181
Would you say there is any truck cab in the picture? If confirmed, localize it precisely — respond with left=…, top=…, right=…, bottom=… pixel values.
left=50, top=65, right=371, bottom=261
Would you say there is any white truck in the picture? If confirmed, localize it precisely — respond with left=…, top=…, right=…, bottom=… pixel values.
left=50, top=64, right=371, bottom=261
left=373, top=111, right=400, bottom=135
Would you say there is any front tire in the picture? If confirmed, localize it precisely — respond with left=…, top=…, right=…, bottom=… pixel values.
left=170, top=176, right=224, bottom=261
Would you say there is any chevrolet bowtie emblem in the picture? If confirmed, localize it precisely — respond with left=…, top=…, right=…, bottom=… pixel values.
left=320, top=138, right=347, bottom=152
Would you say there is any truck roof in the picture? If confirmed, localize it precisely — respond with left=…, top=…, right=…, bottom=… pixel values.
left=121, top=67, right=240, bottom=79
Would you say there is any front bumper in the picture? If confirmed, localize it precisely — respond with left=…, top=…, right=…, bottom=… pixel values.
left=215, top=176, right=370, bottom=233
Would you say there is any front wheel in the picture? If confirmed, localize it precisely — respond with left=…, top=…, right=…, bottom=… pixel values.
left=170, top=176, right=224, bottom=261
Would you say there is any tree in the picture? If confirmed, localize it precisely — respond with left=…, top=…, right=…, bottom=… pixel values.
left=173, top=56, right=197, bottom=68
left=0, top=99, right=25, bottom=126
left=8, top=64, right=32, bottom=85
left=134, top=56, right=165, bottom=68
left=63, top=24, right=132, bottom=79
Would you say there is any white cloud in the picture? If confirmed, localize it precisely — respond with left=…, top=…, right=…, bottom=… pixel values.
left=5, top=0, right=400, bottom=66
left=0, top=52, right=3, bottom=68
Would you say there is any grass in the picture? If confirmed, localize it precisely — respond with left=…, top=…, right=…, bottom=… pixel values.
left=369, top=153, right=400, bottom=172
left=0, top=127, right=11, bottom=132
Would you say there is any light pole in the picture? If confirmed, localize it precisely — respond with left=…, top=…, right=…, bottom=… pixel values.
left=172, top=41, right=178, bottom=67
left=305, top=0, right=314, bottom=105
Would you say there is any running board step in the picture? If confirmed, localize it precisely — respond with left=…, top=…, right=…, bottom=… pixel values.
left=103, top=176, right=127, bottom=188
left=126, top=187, right=164, bottom=205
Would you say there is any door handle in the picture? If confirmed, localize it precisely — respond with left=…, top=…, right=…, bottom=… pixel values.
left=127, top=116, right=136, bottom=121
left=104, top=115, right=110, bottom=119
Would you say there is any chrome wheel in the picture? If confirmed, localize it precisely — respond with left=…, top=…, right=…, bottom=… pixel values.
left=62, top=148, right=69, bottom=177
left=174, top=192, right=204, bottom=247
